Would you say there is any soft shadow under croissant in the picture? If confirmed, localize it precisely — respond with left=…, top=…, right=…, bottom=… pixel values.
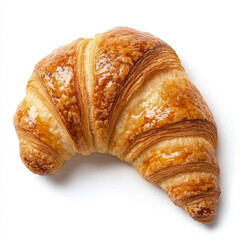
left=14, top=27, right=220, bottom=224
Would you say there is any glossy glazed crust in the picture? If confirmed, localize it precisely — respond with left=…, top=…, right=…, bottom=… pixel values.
left=14, top=27, right=220, bottom=223
left=109, top=69, right=216, bottom=160
left=35, top=39, right=90, bottom=153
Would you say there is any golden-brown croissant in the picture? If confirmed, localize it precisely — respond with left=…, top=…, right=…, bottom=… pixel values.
left=14, top=27, right=220, bottom=224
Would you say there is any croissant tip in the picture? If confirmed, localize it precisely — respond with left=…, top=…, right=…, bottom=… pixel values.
left=21, top=156, right=61, bottom=176
left=20, top=144, right=64, bottom=176
left=184, top=196, right=219, bottom=224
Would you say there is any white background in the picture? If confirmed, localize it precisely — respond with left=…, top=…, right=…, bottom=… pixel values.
left=0, top=0, right=240, bottom=239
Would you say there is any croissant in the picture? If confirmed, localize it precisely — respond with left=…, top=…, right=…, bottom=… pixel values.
left=14, top=27, right=220, bottom=224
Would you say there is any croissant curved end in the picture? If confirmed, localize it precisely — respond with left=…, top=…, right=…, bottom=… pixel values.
left=18, top=135, right=65, bottom=176
left=184, top=196, right=220, bottom=224
left=20, top=149, right=63, bottom=176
